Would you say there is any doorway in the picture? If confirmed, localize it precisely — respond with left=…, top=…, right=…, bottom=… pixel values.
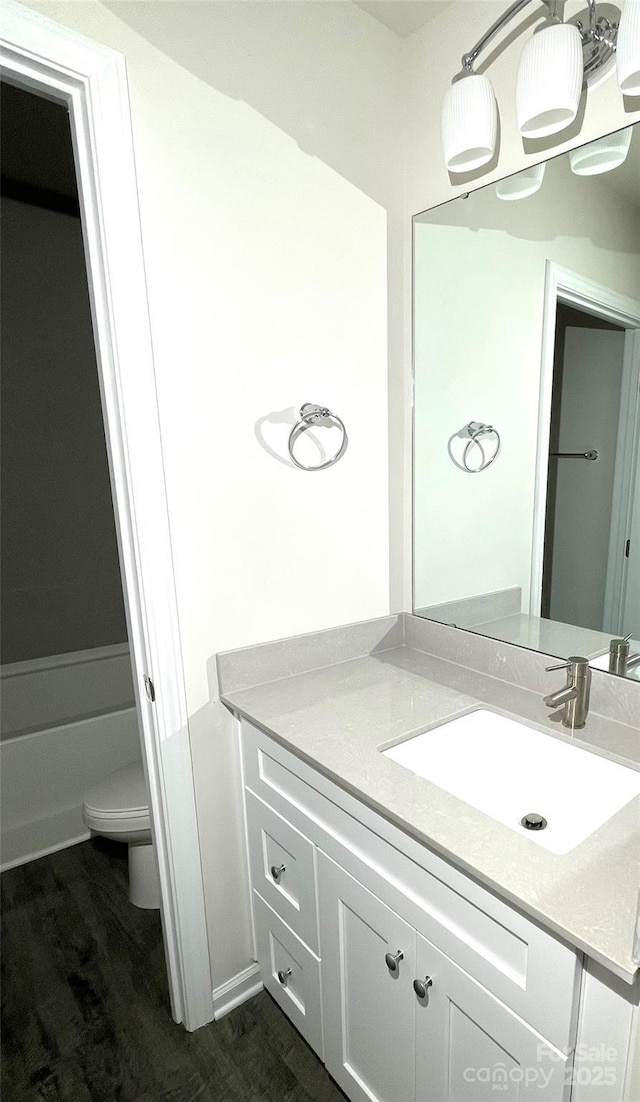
left=1, top=1, right=211, bottom=1030
left=0, top=80, right=143, bottom=863
left=541, top=304, right=630, bottom=632
left=531, top=264, right=640, bottom=639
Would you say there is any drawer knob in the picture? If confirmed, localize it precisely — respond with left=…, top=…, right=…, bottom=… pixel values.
left=413, top=976, right=434, bottom=999
left=277, top=968, right=292, bottom=986
left=384, top=950, right=404, bottom=974
left=270, top=864, right=286, bottom=882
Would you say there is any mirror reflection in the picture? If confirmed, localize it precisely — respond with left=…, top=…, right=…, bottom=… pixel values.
left=413, top=123, right=640, bottom=679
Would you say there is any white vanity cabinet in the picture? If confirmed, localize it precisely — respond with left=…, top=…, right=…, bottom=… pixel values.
left=239, top=718, right=635, bottom=1102
left=320, top=852, right=570, bottom=1102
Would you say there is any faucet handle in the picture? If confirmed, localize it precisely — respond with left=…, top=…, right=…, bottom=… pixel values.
left=546, top=656, right=590, bottom=674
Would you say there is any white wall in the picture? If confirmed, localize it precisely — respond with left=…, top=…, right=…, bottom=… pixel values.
left=413, top=151, right=640, bottom=610
left=19, top=0, right=404, bottom=990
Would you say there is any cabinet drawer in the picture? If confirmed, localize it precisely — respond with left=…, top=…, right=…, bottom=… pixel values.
left=246, top=790, right=319, bottom=954
left=253, top=891, right=323, bottom=1058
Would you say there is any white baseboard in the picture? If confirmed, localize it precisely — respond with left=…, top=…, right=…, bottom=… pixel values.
left=212, top=962, right=263, bottom=1020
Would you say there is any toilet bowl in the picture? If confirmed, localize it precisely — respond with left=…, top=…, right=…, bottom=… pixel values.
left=82, top=761, right=160, bottom=909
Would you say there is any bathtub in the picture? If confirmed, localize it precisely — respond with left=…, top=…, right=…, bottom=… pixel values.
left=0, top=645, right=142, bottom=870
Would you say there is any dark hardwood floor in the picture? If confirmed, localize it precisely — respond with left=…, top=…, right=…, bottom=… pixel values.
left=1, top=838, right=346, bottom=1102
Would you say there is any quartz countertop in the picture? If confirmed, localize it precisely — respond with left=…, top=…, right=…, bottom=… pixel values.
left=218, top=616, right=640, bottom=984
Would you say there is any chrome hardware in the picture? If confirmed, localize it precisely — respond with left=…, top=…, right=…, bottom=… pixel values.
left=143, top=675, right=155, bottom=703
left=287, top=403, right=348, bottom=471
left=608, top=634, right=640, bottom=676
left=544, top=656, right=591, bottom=729
left=413, top=975, right=434, bottom=999
left=521, top=812, right=548, bottom=831
left=549, top=450, right=598, bottom=460
left=461, top=0, right=545, bottom=73
left=462, top=421, right=501, bottom=473
left=270, top=864, right=286, bottom=882
left=277, top=968, right=292, bottom=986
left=384, top=950, right=404, bottom=973
left=459, top=0, right=620, bottom=90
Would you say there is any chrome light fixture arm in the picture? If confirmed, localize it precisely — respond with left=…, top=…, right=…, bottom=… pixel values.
left=578, top=0, right=617, bottom=47
left=459, top=0, right=617, bottom=75
left=460, top=0, right=551, bottom=73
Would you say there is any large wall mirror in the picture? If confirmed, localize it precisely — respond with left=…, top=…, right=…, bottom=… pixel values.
left=413, top=122, right=640, bottom=680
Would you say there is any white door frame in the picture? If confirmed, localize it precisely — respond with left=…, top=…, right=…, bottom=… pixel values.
left=530, top=263, right=640, bottom=621
left=0, top=0, right=213, bottom=1031
left=603, top=329, right=640, bottom=633
left=620, top=421, right=640, bottom=636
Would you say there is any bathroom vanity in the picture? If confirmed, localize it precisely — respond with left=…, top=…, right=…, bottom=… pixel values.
left=219, top=614, right=640, bottom=1102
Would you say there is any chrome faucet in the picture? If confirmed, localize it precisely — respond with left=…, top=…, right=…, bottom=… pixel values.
left=608, top=633, right=640, bottom=676
left=544, top=657, right=591, bottom=729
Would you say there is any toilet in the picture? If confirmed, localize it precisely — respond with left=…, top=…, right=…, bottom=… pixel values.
left=82, top=761, right=160, bottom=909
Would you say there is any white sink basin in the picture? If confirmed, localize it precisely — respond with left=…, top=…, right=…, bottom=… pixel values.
left=382, top=709, right=640, bottom=854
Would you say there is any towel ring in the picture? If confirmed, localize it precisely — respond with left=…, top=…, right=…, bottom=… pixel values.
left=463, top=421, right=501, bottom=473
left=288, top=404, right=348, bottom=471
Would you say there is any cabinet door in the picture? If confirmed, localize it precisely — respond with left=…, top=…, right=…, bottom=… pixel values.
left=414, top=932, right=571, bottom=1102
left=319, top=852, right=416, bottom=1102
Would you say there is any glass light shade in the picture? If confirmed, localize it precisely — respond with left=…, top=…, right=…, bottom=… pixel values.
left=441, top=74, right=498, bottom=172
left=495, top=161, right=546, bottom=199
left=617, top=0, right=640, bottom=95
left=569, top=126, right=633, bottom=174
left=516, top=23, right=584, bottom=138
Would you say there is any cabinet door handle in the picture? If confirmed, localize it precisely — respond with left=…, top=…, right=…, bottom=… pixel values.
left=413, top=975, right=434, bottom=999
left=384, top=949, right=404, bottom=973
left=277, top=968, right=292, bottom=986
left=270, top=864, right=286, bottom=882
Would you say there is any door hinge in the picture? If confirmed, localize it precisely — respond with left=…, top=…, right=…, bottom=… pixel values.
left=625, top=539, right=631, bottom=559
left=143, top=675, right=156, bottom=703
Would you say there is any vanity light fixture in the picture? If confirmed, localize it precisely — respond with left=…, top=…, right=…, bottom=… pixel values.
left=516, top=20, right=584, bottom=139
left=617, top=0, right=640, bottom=92
left=569, top=124, right=633, bottom=173
left=441, top=73, right=498, bottom=173
left=442, top=0, right=636, bottom=174
left=495, top=160, right=546, bottom=198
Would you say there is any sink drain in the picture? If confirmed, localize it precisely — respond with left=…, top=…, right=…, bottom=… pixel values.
left=521, top=812, right=548, bottom=831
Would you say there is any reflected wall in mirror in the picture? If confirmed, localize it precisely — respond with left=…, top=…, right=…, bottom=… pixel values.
left=413, top=123, right=640, bottom=679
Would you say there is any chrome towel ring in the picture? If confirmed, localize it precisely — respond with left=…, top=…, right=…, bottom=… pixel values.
left=463, top=421, right=501, bottom=473
left=288, top=403, right=348, bottom=471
